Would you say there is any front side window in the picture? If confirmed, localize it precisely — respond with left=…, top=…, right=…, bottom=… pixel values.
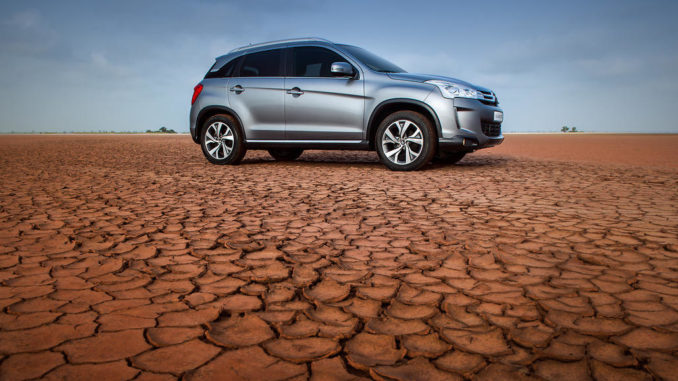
left=238, top=49, right=283, bottom=77
left=291, top=47, right=349, bottom=77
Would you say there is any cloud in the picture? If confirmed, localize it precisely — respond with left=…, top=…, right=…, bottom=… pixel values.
left=0, top=0, right=676, bottom=133
left=89, top=51, right=132, bottom=78
left=5, top=9, right=41, bottom=29
left=1, top=9, right=60, bottom=58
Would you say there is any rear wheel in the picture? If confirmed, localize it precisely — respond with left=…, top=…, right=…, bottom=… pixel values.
left=268, top=148, right=303, bottom=161
left=375, top=111, right=436, bottom=171
left=435, top=151, right=466, bottom=164
left=200, top=114, right=246, bottom=165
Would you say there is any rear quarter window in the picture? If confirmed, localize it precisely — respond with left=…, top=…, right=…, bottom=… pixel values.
left=204, top=57, right=241, bottom=79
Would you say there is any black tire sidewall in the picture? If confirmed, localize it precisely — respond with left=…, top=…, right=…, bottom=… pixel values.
left=200, top=115, right=246, bottom=165
left=376, top=111, right=436, bottom=171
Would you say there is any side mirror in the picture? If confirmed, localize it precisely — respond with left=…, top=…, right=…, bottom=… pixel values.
left=330, top=62, right=354, bottom=77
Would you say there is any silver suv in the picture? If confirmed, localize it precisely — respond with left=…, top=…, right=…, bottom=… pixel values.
left=190, top=38, right=503, bottom=171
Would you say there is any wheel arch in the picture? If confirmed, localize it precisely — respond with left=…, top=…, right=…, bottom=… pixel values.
left=194, top=106, right=245, bottom=144
left=366, top=99, right=441, bottom=150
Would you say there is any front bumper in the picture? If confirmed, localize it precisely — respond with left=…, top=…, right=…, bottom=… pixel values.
left=438, top=98, right=504, bottom=153
left=439, top=135, right=503, bottom=152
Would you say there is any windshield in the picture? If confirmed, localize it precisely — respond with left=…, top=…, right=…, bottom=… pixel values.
left=338, top=45, right=405, bottom=73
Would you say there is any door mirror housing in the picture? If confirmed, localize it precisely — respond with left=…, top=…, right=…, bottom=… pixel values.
left=330, top=62, right=354, bottom=77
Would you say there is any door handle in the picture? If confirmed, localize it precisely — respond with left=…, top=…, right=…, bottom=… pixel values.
left=229, top=85, right=244, bottom=94
left=286, top=87, right=304, bottom=96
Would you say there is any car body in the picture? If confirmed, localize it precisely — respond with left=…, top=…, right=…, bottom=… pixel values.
left=190, top=37, right=503, bottom=170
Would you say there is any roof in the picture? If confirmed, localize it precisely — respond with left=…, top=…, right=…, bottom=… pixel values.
left=228, top=37, right=333, bottom=53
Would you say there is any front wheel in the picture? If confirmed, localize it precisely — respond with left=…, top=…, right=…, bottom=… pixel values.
left=268, top=148, right=303, bottom=161
left=200, top=114, right=246, bottom=165
left=376, top=111, right=436, bottom=171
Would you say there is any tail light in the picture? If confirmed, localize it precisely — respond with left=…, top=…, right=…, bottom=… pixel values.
left=191, top=84, right=203, bottom=105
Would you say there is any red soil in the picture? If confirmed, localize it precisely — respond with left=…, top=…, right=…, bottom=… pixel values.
left=0, top=134, right=676, bottom=380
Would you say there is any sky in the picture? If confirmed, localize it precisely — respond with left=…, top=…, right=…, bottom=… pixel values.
left=1, top=0, right=677, bottom=133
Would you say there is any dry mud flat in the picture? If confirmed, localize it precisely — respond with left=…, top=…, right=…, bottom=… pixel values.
left=0, top=134, right=676, bottom=380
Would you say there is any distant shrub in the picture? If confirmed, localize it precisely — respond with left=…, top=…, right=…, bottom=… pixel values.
left=146, top=127, right=176, bottom=134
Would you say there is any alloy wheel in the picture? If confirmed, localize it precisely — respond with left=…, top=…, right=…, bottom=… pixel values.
left=204, top=122, right=234, bottom=160
left=381, top=119, right=424, bottom=165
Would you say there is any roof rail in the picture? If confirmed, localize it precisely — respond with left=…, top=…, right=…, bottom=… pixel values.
left=229, top=37, right=333, bottom=53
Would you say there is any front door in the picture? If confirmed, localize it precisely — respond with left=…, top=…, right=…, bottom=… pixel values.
left=284, top=46, right=365, bottom=141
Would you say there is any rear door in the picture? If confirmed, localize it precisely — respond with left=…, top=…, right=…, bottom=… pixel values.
left=227, top=49, right=285, bottom=140
left=284, top=46, right=365, bottom=140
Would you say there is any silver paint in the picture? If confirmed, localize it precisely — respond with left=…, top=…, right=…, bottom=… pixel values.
left=189, top=37, right=503, bottom=153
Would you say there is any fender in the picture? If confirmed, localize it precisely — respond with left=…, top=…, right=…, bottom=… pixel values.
left=366, top=98, right=443, bottom=144
left=194, top=106, right=246, bottom=143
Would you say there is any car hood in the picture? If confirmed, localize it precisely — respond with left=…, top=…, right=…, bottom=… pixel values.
left=387, top=72, right=491, bottom=93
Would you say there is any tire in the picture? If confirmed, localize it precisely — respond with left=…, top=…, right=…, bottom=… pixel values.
left=200, top=114, right=246, bottom=165
left=435, top=151, right=466, bottom=164
left=268, top=148, right=303, bottom=161
left=375, top=110, right=436, bottom=171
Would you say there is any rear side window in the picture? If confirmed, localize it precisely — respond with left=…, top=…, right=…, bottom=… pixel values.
left=291, top=47, right=349, bottom=77
left=204, top=57, right=240, bottom=79
left=237, top=49, right=283, bottom=77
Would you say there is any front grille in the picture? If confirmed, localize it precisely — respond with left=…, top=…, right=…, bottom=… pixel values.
left=478, top=90, right=498, bottom=105
left=482, top=122, right=501, bottom=137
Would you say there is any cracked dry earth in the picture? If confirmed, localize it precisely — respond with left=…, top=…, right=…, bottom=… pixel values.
left=0, top=134, right=677, bottom=381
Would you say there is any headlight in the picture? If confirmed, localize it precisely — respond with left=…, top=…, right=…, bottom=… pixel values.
left=425, top=80, right=481, bottom=99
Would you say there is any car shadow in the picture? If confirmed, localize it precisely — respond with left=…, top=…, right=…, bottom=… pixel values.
left=429, top=154, right=511, bottom=169
left=240, top=158, right=384, bottom=169
left=238, top=151, right=510, bottom=170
